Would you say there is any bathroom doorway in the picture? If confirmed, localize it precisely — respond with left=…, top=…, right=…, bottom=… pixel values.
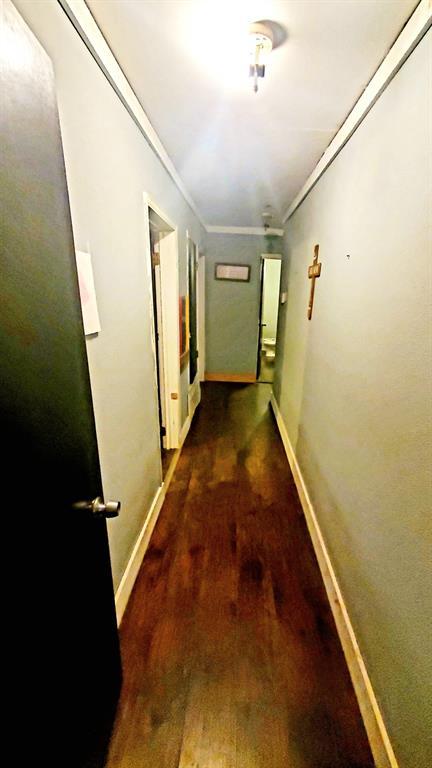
left=257, top=255, right=282, bottom=383
left=146, top=203, right=181, bottom=477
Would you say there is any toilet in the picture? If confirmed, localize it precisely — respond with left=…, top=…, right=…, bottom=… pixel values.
left=262, top=337, right=276, bottom=360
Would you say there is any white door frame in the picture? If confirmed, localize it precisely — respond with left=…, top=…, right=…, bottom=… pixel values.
left=257, top=253, right=282, bottom=379
left=143, top=194, right=181, bottom=449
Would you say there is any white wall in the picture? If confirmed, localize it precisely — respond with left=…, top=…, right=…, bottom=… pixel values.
left=261, top=258, right=281, bottom=340
left=274, top=32, right=432, bottom=768
left=14, top=0, right=206, bottom=590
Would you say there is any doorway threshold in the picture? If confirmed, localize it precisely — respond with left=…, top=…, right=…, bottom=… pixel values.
left=161, top=448, right=176, bottom=479
left=258, top=356, right=275, bottom=384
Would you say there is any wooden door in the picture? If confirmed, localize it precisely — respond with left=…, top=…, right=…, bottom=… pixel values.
left=0, top=3, right=121, bottom=765
left=188, top=239, right=198, bottom=384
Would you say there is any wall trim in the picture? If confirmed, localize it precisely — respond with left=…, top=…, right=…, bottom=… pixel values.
left=115, top=396, right=198, bottom=626
left=179, top=412, right=192, bottom=446
left=115, top=484, right=164, bottom=625
left=57, top=0, right=206, bottom=228
left=207, top=225, right=284, bottom=236
left=269, top=392, right=399, bottom=768
left=283, top=0, right=432, bottom=222
left=205, top=372, right=256, bottom=383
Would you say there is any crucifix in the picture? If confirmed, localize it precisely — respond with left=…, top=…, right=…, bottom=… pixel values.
left=307, top=244, right=322, bottom=320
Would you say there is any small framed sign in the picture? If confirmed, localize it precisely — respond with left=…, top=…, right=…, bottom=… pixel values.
left=215, top=263, right=251, bottom=282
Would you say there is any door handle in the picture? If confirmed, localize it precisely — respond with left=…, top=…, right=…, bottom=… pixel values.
left=72, top=496, right=121, bottom=518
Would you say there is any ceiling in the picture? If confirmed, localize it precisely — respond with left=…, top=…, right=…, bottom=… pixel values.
left=86, top=0, right=418, bottom=228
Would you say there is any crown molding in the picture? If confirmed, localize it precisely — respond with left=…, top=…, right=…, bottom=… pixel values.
left=57, top=0, right=207, bottom=229
left=283, top=0, right=432, bottom=223
left=206, top=225, right=284, bottom=236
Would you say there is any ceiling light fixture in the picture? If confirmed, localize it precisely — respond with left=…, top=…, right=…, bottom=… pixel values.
left=249, top=22, right=274, bottom=94
left=262, top=210, right=273, bottom=231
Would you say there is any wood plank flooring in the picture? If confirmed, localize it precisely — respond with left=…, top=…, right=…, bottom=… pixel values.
left=107, top=383, right=374, bottom=768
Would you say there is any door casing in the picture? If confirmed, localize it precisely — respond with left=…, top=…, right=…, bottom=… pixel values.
left=197, top=249, right=206, bottom=382
left=257, top=253, right=282, bottom=380
left=143, top=195, right=181, bottom=450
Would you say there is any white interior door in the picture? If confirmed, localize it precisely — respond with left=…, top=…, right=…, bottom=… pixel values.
left=153, top=255, right=167, bottom=446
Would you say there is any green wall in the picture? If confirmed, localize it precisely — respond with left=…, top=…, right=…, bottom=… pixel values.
left=205, top=234, right=281, bottom=376
left=274, top=32, right=432, bottom=768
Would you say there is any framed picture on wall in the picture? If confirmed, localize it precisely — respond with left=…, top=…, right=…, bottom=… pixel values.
left=215, top=263, right=251, bottom=282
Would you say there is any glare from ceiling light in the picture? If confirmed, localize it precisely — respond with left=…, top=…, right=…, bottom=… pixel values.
left=182, top=6, right=279, bottom=93
left=183, top=7, right=249, bottom=90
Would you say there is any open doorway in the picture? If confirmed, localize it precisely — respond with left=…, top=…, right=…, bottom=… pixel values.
left=187, top=235, right=203, bottom=418
left=257, top=255, right=282, bottom=383
left=147, top=205, right=180, bottom=477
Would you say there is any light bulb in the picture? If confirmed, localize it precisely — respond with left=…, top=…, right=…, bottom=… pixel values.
left=248, top=23, right=273, bottom=93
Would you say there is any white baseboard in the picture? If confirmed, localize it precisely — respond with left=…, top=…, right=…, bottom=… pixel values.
left=179, top=413, right=191, bottom=446
left=270, top=392, right=399, bottom=768
left=115, top=483, right=164, bottom=625
left=115, top=399, right=197, bottom=626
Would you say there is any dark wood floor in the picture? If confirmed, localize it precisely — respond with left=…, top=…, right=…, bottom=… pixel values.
left=107, top=383, right=373, bottom=768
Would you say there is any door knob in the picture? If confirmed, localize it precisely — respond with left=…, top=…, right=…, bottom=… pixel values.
left=72, top=496, right=121, bottom=518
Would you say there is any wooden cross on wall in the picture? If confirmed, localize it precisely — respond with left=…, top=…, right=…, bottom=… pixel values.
left=307, top=244, right=322, bottom=320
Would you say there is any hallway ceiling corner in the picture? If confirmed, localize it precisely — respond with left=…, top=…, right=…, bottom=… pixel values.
left=85, top=0, right=419, bottom=229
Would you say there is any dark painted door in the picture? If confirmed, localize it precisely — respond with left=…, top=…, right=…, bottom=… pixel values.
left=188, top=239, right=198, bottom=384
left=0, top=3, right=121, bottom=766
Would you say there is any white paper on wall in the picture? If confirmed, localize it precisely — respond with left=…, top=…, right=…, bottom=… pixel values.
left=75, top=250, right=101, bottom=335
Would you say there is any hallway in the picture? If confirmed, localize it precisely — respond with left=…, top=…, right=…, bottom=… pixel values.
left=107, top=383, right=373, bottom=768
left=3, top=2, right=430, bottom=765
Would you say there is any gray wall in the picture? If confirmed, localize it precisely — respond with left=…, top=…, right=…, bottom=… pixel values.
left=274, top=33, right=432, bottom=768
left=205, top=234, right=281, bottom=376
left=15, top=0, right=206, bottom=590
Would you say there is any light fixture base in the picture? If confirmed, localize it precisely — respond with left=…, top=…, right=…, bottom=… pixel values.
left=249, top=22, right=274, bottom=50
